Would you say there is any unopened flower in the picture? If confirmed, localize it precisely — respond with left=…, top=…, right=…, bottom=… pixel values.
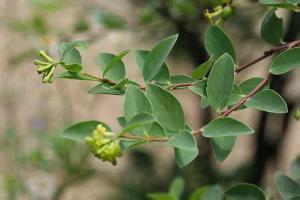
left=85, top=124, right=122, bottom=165
left=34, top=50, right=57, bottom=83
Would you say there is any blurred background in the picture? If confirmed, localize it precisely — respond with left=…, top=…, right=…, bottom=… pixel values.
left=0, top=0, right=299, bottom=199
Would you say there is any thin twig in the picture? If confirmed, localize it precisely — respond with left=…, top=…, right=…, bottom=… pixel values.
left=222, top=73, right=272, bottom=116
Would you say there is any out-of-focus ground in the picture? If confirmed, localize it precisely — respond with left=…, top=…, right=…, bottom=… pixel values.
left=0, top=0, right=299, bottom=199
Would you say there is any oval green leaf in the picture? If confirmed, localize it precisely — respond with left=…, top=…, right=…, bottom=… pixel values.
left=201, top=117, right=254, bottom=138
left=211, top=136, right=236, bottom=162
left=270, top=48, right=300, bottom=75
left=225, top=183, right=265, bottom=200
left=206, top=53, right=235, bottom=112
left=204, top=25, right=236, bottom=62
left=245, top=89, right=288, bottom=113
left=261, top=9, right=284, bottom=45
left=143, top=34, right=178, bottom=82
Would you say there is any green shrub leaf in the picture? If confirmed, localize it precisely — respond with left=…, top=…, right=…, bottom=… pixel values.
left=275, top=172, right=300, bottom=199
left=211, top=136, right=236, bottom=162
left=189, top=185, right=223, bottom=200
left=174, top=147, right=199, bottom=168
left=192, top=56, right=214, bottom=80
left=239, top=77, right=269, bottom=94
left=207, top=53, right=235, bottom=112
left=245, top=89, right=288, bottom=113
left=204, top=25, right=236, bottom=62
left=167, top=131, right=197, bottom=150
left=124, top=85, right=152, bottom=121
left=225, top=183, right=265, bottom=200
left=202, top=117, right=254, bottom=138
left=96, top=52, right=127, bottom=82
left=261, top=9, right=284, bottom=45
left=146, top=84, right=185, bottom=133
left=143, top=34, right=178, bottom=82
left=270, top=48, right=300, bottom=75
left=60, top=121, right=111, bottom=142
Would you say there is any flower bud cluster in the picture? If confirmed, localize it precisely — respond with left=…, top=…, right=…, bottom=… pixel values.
left=294, top=108, right=300, bottom=121
left=85, top=124, right=122, bottom=165
left=204, top=3, right=234, bottom=25
left=34, top=50, right=57, bottom=83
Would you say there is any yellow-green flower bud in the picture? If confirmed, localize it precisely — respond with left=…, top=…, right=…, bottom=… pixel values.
left=294, top=108, right=300, bottom=121
left=42, top=65, right=56, bottom=83
left=37, top=63, right=55, bottom=73
left=34, top=60, right=49, bottom=66
left=39, top=50, right=55, bottom=63
left=84, top=124, right=122, bottom=165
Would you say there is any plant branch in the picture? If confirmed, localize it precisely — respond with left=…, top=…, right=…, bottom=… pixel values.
left=235, top=40, right=300, bottom=73
left=222, top=73, right=272, bottom=116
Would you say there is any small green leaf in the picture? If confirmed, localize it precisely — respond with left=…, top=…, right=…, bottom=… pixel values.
left=189, top=185, right=223, bottom=200
left=169, top=177, right=185, bottom=200
left=205, top=25, right=236, bottom=62
left=143, top=34, right=178, bottom=82
left=167, top=131, right=197, bottom=150
left=275, top=172, right=300, bottom=199
left=88, top=83, right=124, bottom=95
left=59, top=41, right=88, bottom=57
left=202, top=117, right=254, bottom=138
left=290, top=156, right=300, bottom=181
left=189, top=80, right=207, bottom=97
left=170, top=75, right=194, bottom=84
left=135, top=50, right=170, bottom=84
left=192, top=56, right=214, bottom=80
left=259, top=0, right=299, bottom=9
left=60, top=121, right=111, bottom=142
left=270, top=48, right=300, bottom=75
left=121, top=113, right=154, bottom=135
left=60, top=46, right=83, bottom=72
left=147, top=122, right=166, bottom=137
left=239, top=77, right=269, bottom=94
left=227, top=84, right=244, bottom=106
left=96, top=52, right=127, bottom=82
left=207, top=53, right=235, bottom=112
left=146, top=84, right=185, bottom=133
left=55, top=71, right=98, bottom=81
left=120, top=139, right=146, bottom=150
left=174, top=146, right=199, bottom=168
left=245, top=89, right=288, bottom=113
left=211, top=136, right=236, bottom=162
left=124, top=85, right=152, bottom=121
left=261, top=9, right=284, bottom=45
left=225, top=183, right=265, bottom=200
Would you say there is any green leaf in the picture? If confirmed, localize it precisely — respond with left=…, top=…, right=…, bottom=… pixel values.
left=170, top=75, right=194, bottom=84
left=55, top=71, right=98, bottom=81
left=192, top=56, right=214, bottom=80
left=146, top=84, right=185, bottom=133
left=96, top=52, right=127, bottom=82
left=259, top=0, right=299, bottom=9
left=227, top=84, right=244, bottom=106
left=189, top=185, right=223, bottom=200
left=239, top=77, right=269, bottom=94
left=290, top=156, right=300, bottom=181
left=120, top=139, right=146, bottom=150
left=88, top=83, right=124, bottom=95
left=121, top=113, right=154, bottom=135
left=211, top=136, right=236, bottom=162
left=143, top=34, right=178, bottom=82
left=59, top=41, right=88, bottom=57
left=60, top=121, right=111, bottom=142
left=202, top=117, right=254, bottom=138
left=167, top=131, right=197, bottom=150
left=261, top=9, right=284, bottom=45
left=245, top=89, right=288, bottom=113
left=135, top=50, right=170, bottom=84
left=225, top=183, right=265, bottom=200
left=147, top=122, right=166, bottom=137
left=189, top=80, right=207, bottom=97
left=169, top=177, right=185, bottom=200
left=275, top=172, right=300, bottom=199
left=124, top=85, right=152, bottom=121
left=205, top=25, right=236, bottom=62
left=174, top=146, right=199, bottom=168
left=206, top=53, right=235, bottom=112
left=60, top=46, right=83, bottom=72
left=270, top=48, right=300, bottom=75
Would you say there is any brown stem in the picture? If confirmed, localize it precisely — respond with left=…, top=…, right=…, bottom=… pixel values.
left=235, top=40, right=300, bottom=73
left=222, top=73, right=272, bottom=116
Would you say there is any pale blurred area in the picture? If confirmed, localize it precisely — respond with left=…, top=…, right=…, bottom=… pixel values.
left=0, top=0, right=299, bottom=199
